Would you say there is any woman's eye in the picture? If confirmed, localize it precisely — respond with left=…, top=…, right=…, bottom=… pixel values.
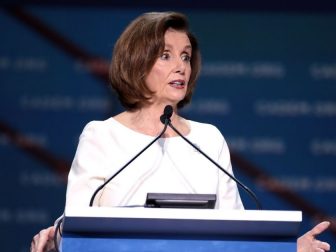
left=160, top=53, right=170, bottom=60
left=182, top=54, right=191, bottom=62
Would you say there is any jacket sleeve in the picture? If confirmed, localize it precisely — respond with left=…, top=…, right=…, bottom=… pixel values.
left=215, top=132, right=244, bottom=210
left=65, top=121, right=109, bottom=207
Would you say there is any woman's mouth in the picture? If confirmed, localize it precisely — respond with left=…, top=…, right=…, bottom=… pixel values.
left=169, top=80, right=185, bottom=89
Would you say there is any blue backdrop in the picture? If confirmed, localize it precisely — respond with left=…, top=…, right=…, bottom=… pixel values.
left=1, top=4, right=335, bottom=251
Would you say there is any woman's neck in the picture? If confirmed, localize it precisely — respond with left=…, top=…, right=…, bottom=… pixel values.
left=114, top=105, right=190, bottom=137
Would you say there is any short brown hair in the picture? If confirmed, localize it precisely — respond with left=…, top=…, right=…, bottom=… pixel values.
left=109, top=12, right=201, bottom=110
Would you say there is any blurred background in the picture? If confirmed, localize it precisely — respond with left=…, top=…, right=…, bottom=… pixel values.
left=1, top=1, right=336, bottom=251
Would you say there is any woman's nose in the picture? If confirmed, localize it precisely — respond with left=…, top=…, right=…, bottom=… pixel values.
left=173, top=58, right=186, bottom=74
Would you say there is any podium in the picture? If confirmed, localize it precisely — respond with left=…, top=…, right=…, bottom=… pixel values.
left=61, top=207, right=302, bottom=252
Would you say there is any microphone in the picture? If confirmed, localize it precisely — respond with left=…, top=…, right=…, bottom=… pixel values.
left=160, top=105, right=173, bottom=124
left=161, top=105, right=262, bottom=210
left=89, top=107, right=172, bottom=207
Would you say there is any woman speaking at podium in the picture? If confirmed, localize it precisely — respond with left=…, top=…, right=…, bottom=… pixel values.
left=30, top=11, right=330, bottom=252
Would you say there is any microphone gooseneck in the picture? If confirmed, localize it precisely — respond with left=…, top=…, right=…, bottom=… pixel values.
left=89, top=107, right=172, bottom=207
left=161, top=105, right=262, bottom=210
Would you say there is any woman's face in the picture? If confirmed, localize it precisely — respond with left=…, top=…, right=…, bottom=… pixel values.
left=145, top=28, right=192, bottom=107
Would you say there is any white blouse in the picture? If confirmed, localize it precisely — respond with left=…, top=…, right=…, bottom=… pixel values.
left=65, top=118, right=244, bottom=210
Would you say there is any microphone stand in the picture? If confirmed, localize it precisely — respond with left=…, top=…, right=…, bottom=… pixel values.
left=89, top=117, right=170, bottom=207
left=161, top=105, right=262, bottom=210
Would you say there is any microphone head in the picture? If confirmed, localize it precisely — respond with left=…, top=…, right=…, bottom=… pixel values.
left=164, top=105, right=173, bottom=118
left=160, top=105, right=173, bottom=124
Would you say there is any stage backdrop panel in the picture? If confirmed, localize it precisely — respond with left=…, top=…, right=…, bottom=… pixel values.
left=0, top=6, right=335, bottom=251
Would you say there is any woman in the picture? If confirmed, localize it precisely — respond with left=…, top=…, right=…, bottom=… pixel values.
left=64, top=11, right=242, bottom=210
left=30, top=12, right=331, bottom=252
